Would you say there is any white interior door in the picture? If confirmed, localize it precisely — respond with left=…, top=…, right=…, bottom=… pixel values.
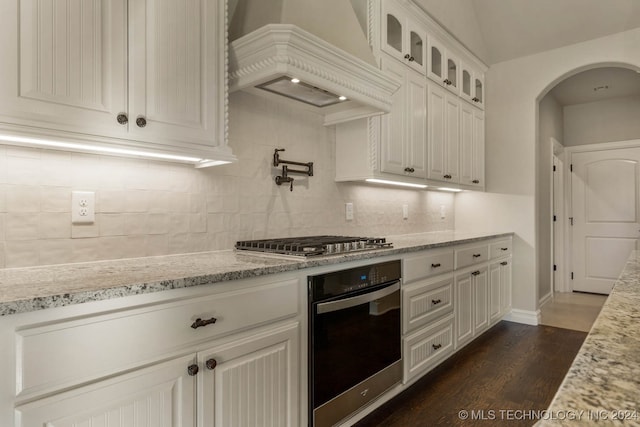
left=571, top=147, right=640, bottom=294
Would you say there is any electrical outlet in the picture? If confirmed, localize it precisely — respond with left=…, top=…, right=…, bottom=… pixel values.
left=345, top=203, right=354, bottom=221
left=72, top=191, right=95, bottom=224
left=402, top=204, right=409, bottom=220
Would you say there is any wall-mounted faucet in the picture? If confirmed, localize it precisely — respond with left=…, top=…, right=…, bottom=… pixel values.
left=273, top=149, right=313, bottom=191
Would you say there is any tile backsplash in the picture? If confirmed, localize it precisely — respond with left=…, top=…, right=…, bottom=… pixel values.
left=0, top=92, right=454, bottom=268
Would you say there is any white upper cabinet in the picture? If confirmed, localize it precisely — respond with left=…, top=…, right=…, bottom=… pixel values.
left=0, top=0, right=235, bottom=165
left=380, top=57, right=428, bottom=178
left=460, top=104, right=484, bottom=187
left=381, top=1, right=427, bottom=74
left=428, top=35, right=460, bottom=95
left=428, top=84, right=460, bottom=183
left=461, top=63, right=485, bottom=110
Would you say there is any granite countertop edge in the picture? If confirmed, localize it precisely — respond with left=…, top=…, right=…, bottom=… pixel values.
left=0, top=231, right=513, bottom=316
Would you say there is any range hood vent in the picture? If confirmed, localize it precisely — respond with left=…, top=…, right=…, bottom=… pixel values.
left=229, top=24, right=400, bottom=126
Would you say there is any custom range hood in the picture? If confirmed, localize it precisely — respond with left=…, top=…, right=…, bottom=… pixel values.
left=228, top=0, right=400, bottom=126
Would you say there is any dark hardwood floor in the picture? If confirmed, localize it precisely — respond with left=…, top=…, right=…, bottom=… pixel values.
left=354, top=321, right=587, bottom=427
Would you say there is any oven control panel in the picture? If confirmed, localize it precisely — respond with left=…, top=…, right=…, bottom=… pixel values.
left=308, top=260, right=401, bottom=301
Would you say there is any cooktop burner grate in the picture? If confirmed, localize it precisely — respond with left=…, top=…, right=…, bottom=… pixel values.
left=235, top=235, right=392, bottom=257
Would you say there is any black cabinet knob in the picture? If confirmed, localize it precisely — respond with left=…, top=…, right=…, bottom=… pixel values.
left=206, top=358, right=218, bottom=370
left=136, top=116, right=147, bottom=128
left=116, top=113, right=128, bottom=125
left=187, top=364, right=199, bottom=376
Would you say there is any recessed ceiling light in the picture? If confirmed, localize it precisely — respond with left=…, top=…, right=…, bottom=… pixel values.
left=291, top=78, right=300, bottom=83
left=338, top=96, right=347, bottom=101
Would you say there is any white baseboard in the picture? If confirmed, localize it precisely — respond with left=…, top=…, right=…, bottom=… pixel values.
left=503, top=308, right=540, bottom=325
left=539, top=292, right=553, bottom=308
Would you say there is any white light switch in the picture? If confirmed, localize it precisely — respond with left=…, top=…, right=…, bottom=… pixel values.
left=72, top=191, right=95, bottom=224
left=345, top=203, right=354, bottom=221
left=402, top=204, right=409, bottom=220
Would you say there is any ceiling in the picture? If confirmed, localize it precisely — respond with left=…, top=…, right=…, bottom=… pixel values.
left=413, top=0, right=640, bottom=105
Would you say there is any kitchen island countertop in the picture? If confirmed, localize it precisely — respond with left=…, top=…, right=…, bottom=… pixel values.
left=537, top=250, right=640, bottom=426
left=0, top=230, right=512, bottom=316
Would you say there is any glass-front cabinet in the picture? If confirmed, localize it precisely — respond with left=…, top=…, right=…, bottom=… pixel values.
left=382, top=1, right=427, bottom=74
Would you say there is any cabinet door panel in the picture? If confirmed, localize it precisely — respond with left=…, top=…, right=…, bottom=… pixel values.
left=454, top=272, right=473, bottom=348
left=129, top=0, right=219, bottom=145
left=445, top=95, right=460, bottom=182
left=380, top=58, right=406, bottom=175
left=460, top=103, right=475, bottom=185
left=427, top=84, right=446, bottom=180
left=16, top=355, right=195, bottom=427
left=406, top=69, right=427, bottom=178
left=0, top=0, right=127, bottom=135
left=201, top=323, right=299, bottom=427
left=472, top=110, right=485, bottom=186
left=473, top=267, right=489, bottom=335
left=489, top=262, right=502, bottom=325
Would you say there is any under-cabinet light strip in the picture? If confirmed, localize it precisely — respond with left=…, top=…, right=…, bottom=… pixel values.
left=437, top=187, right=463, bottom=192
left=0, top=134, right=225, bottom=165
left=365, top=178, right=428, bottom=189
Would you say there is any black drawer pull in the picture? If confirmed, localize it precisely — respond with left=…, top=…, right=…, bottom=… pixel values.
left=432, top=343, right=442, bottom=350
left=500, top=261, right=508, bottom=266
left=472, top=253, right=481, bottom=258
left=471, top=270, right=481, bottom=276
left=501, top=247, right=509, bottom=251
left=432, top=299, right=442, bottom=305
left=191, top=317, right=218, bottom=329
left=431, top=263, right=441, bottom=268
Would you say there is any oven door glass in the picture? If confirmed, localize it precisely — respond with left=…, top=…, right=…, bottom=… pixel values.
left=311, top=281, right=401, bottom=409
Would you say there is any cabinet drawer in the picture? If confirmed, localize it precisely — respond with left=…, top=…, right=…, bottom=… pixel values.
left=403, top=249, right=454, bottom=283
left=403, top=314, right=454, bottom=383
left=16, top=278, right=299, bottom=397
left=490, top=240, right=512, bottom=259
left=455, top=244, right=489, bottom=269
left=403, top=276, right=453, bottom=334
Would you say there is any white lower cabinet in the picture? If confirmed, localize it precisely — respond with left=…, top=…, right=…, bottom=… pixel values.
left=402, top=237, right=512, bottom=390
left=16, top=354, right=197, bottom=427
left=455, top=265, right=489, bottom=350
left=489, top=257, right=512, bottom=326
left=200, top=322, right=299, bottom=427
left=4, top=276, right=302, bottom=427
left=403, top=314, right=454, bottom=383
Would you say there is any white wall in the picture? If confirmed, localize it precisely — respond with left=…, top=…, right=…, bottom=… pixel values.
left=456, top=28, right=640, bottom=320
left=0, top=91, right=454, bottom=268
left=537, top=94, right=564, bottom=303
left=564, top=94, right=640, bottom=146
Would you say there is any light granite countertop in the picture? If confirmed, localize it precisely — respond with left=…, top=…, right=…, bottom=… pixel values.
left=537, top=250, right=640, bottom=426
left=0, top=230, right=512, bottom=316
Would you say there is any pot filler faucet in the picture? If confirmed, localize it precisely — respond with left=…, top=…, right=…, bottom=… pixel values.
left=273, top=148, right=313, bottom=191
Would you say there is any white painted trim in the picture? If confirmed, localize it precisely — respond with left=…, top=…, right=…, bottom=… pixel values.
left=565, top=138, right=640, bottom=154
left=503, top=309, right=540, bottom=326
left=539, top=291, right=553, bottom=308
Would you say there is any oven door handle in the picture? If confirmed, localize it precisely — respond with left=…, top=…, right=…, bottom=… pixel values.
left=316, top=282, right=400, bottom=314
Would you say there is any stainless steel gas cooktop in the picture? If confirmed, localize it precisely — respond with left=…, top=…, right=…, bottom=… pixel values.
left=235, top=235, right=392, bottom=258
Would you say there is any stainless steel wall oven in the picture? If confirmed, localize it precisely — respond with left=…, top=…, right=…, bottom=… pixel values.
left=308, top=260, right=402, bottom=426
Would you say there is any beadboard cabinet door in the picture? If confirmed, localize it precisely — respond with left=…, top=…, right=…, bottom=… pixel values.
left=0, top=0, right=128, bottom=137
left=200, top=323, right=300, bottom=427
left=15, top=354, right=196, bottom=427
